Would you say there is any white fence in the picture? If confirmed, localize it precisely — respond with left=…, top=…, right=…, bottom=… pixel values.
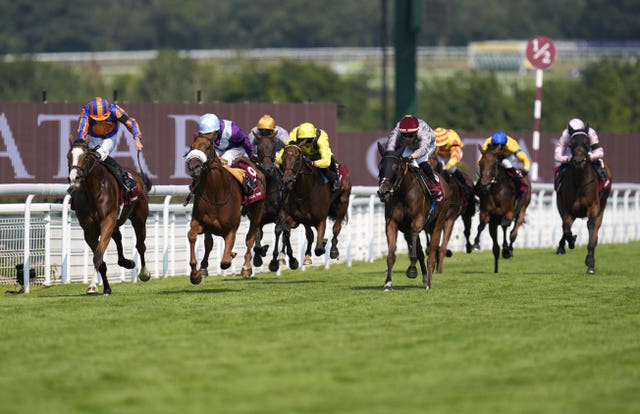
left=1, top=183, right=639, bottom=293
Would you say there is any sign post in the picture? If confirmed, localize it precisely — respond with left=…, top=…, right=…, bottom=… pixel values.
left=525, top=36, right=556, bottom=181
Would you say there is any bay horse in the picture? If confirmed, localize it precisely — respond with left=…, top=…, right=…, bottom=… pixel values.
left=279, top=144, right=351, bottom=265
left=66, top=136, right=151, bottom=295
left=555, top=130, right=612, bottom=274
left=475, top=149, right=531, bottom=273
left=185, top=133, right=264, bottom=283
left=377, top=143, right=451, bottom=290
left=429, top=153, right=477, bottom=261
left=252, top=134, right=298, bottom=271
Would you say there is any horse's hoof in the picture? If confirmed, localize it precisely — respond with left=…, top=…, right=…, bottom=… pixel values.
left=314, top=248, right=325, bottom=257
left=190, top=273, right=202, bottom=285
left=241, top=266, right=253, bottom=279
left=289, top=258, right=299, bottom=270
left=253, top=255, right=263, bottom=267
left=466, top=245, right=473, bottom=254
left=383, top=283, right=393, bottom=292
left=220, top=261, right=231, bottom=270
left=138, top=268, right=151, bottom=282
left=303, top=256, right=312, bottom=266
left=230, top=252, right=237, bottom=259
left=406, top=267, right=418, bottom=279
left=446, top=249, right=453, bottom=258
left=118, top=259, right=136, bottom=270
left=473, top=243, right=481, bottom=251
left=587, top=267, right=595, bottom=275
left=330, top=247, right=339, bottom=259
left=268, top=260, right=280, bottom=272
left=425, top=285, right=431, bottom=290
left=86, top=286, right=99, bottom=295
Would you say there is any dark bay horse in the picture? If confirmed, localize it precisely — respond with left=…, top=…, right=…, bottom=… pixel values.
left=279, top=145, right=352, bottom=265
left=377, top=143, right=450, bottom=290
left=555, top=130, right=612, bottom=274
left=66, top=137, right=151, bottom=295
left=252, top=134, right=298, bottom=271
left=475, top=149, right=531, bottom=273
left=185, top=133, right=264, bottom=283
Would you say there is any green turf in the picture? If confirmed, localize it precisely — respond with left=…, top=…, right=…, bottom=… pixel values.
left=1, top=242, right=639, bottom=414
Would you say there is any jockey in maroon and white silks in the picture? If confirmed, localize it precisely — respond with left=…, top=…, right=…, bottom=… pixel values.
left=554, top=118, right=603, bottom=164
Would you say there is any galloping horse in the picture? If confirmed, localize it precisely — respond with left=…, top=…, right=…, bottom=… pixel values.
left=555, top=130, right=612, bottom=274
left=377, top=143, right=450, bottom=290
left=252, top=134, right=298, bottom=271
left=475, top=149, right=531, bottom=272
left=429, top=153, right=477, bottom=260
left=66, top=136, right=151, bottom=295
left=279, top=145, right=351, bottom=265
left=185, top=133, right=264, bottom=283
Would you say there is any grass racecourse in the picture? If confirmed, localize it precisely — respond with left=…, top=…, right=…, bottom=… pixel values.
left=1, top=241, right=639, bottom=414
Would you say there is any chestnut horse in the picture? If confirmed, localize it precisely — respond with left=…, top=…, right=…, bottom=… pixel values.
left=279, top=145, right=352, bottom=265
left=377, top=143, right=451, bottom=290
left=555, top=130, right=612, bottom=274
left=252, top=134, right=298, bottom=271
left=66, top=137, right=151, bottom=295
left=475, top=149, right=531, bottom=273
left=185, top=133, right=264, bottom=283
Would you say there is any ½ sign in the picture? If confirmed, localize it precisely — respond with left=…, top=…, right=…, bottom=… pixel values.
left=526, top=36, right=556, bottom=69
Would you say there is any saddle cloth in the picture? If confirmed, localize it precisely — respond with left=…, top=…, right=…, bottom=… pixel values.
left=225, top=161, right=265, bottom=206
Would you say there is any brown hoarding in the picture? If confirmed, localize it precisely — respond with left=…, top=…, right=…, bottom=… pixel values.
left=0, top=102, right=638, bottom=186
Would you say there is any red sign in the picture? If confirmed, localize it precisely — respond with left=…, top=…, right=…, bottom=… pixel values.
left=526, top=36, right=556, bottom=69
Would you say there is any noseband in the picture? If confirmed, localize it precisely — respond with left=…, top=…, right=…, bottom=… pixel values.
left=378, top=154, right=409, bottom=198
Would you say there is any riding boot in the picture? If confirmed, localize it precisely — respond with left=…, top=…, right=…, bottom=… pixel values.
left=419, top=161, right=443, bottom=202
left=505, top=167, right=526, bottom=198
left=593, top=160, right=610, bottom=188
left=241, top=174, right=256, bottom=196
left=452, top=169, right=473, bottom=201
left=103, top=156, right=137, bottom=192
left=324, top=163, right=340, bottom=192
left=554, top=164, right=567, bottom=191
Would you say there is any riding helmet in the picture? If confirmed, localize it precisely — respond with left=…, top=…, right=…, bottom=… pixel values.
left=296, top=122, right=317, bottom=140
left=257, top=114, right=276, bottom=131
left=491, top=131, right=507, bottom=145
left=88, top=97, right=111, bottom=121
left=398, top=115, right=419, bottom=134
left=199, top=113, right=220, bottom=134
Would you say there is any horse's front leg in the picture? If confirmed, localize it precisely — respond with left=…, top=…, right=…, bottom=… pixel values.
left=585, top=215, right=600, bottom=274
left=489, top=221, right=500, bottom=273
left=83, top=229, right=101, bottom=295
left=241, top=216, right=261, bottom=278
left=220, top=231, right=237, bottom=270
left=188, top=220, right=204, bottom=284
left=304, top=225, right=315, bottom=265
left=129, top=210, right=150, bottom=282
left=557, top=215, right=576, bottom=255
left=501, top=223, right=512, bottom=259
left=112, top=227, right=135, bottom=270
left=253, top=227, right=265, bottom=268
left=92, top=219, right=116, bottom=295
left=313, top=219, right=328, bottom=257
left=384, top=220, right=399, bottom=291
left=405, top=228, right=419, bottom=280
left=473, top=221, right=486, bottom=250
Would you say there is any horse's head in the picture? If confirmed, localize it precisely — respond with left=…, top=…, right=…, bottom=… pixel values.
left=185, top=133, right=219, bottom=179
left=477, top=148, right=500, bottom=191
left=67, top=136, right=98, bottom=189
left=376, top=142, right=408, bottom=203
left=569, top=131, right=590, bottom=168
left=255, top=134, right=279, bottom=174
left=280, top=145, right=308, bottom=190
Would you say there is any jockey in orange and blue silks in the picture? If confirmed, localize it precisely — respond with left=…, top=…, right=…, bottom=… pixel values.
left=275, top=121, right=341, bottom=191
left=75, top=97, right=143, bottom=198
left=386, top=115, right=443, bottom=202
left=554, top=118, right=609, bottom=188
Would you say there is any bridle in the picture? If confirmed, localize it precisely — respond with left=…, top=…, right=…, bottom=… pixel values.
left=185, top=136, right=233, bottom=206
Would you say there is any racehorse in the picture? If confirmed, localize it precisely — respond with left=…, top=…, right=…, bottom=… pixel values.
left=252, top=134, right=298, bottom=271
left=279, top=144, right=351, bottom=265
left=66, top=136, right=151, bottom=295
left=429, top=153, right=477, bottom=260
left=555, top=130, right=612, bottom=274
left=475, top=148, right=531, bottom=272
left=377, top=143, right=450, bottom=290
left=185, top=133, right=264, bottom=283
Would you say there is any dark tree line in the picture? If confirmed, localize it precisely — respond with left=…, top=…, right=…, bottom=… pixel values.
left=1, top=52, right=639, bottom=133
left=1, top=0, right=638, bottom=53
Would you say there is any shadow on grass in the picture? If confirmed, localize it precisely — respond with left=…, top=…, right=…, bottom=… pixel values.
left=157, top=288, right=236, bottom=295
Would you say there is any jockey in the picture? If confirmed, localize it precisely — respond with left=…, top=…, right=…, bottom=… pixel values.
left=75, top=96, right=143, bottom=201
left=554, top=118, right=610, bottom=188
left=433, top=127, right=473, bottom=199
left=276, top=121, right=341, bottom=192
left=248, top=114, right=289, bottom=157
left=198, top=113, right=256, bottom=195
left=386, top=115, right=442, bottom=202
left=480, top=131, right=530, bottom=197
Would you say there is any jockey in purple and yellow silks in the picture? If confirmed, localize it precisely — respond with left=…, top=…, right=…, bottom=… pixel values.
left=275, top=121, right=340, bottom=191
left=75, top=97, right=143, bottom=200
left=479, top=131, right=530, bottom=198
